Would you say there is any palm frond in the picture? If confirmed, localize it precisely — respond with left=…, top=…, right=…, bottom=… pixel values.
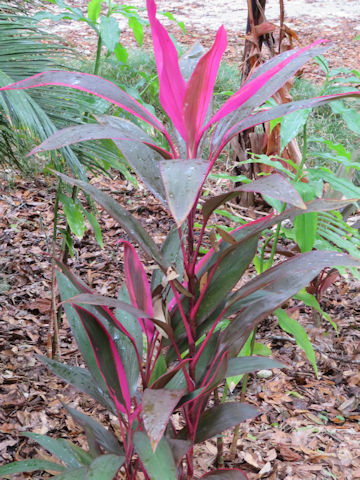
left=0, top=3, right=127, bottom=177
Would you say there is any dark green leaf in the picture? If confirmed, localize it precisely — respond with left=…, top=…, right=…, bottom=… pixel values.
left=65, top=293, right=152, bottom=319
left=152, top=226, right=184, bottom=292
left=178, top=403, right=258, bottom=443
left=38, top=355, right=114, bottom=411
left=83, top=454, right=124, bottom=479
left=57, top=271, right=109, bottom=395
left=221, top=250, right=360, bottom=356
left=63, top=404, right=123, bottom=456
left=115, top=283, right=143, bottom=396
left=53, top=468, right=87, bottom=479
left=73, top=306, right=131, bottom=413
left=166, top=438, right=191, bottom=466
left=195, top=236, right=258, bottom=324
left=226, top=356, right=285, bottom=378
left=203, top=174, right=305, bottom=221
left=133, top=432, right=177, bottom=480
left=23, top=432, right=92, bottom=468
left=0, top=459, right=65, bottom=476
left=149, top=354, right=167, bottom=385
left=97, top=116, right=168, bottom=204
left=54, top=172, right=166, bottom=268
left=53, top=455, right=124, bottom=480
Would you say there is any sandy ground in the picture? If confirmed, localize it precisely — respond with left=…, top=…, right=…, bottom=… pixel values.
left=123, top=0, right=360, bottom=31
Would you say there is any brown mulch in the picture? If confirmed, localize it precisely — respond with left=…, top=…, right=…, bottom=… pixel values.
left=1, top=171, right=360, bottom=479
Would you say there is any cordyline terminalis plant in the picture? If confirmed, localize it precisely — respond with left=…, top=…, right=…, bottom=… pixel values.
left=1, top=1, right=360, bottom=479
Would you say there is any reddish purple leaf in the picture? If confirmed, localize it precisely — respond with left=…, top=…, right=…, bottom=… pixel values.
left=0, top=71, right=167, bottom=135
left=73, top=305, right=131, bottom=415
left=195, top=215, right=273, bottom=274
left=214, top=91, right=360, bottom=155
left=27, top=123, right=165, bottom=157
left=147, top=0, right=187, bottom=139
left=202, top=174, right=305, bottom=221
left=122, top=241, right=155, bottom=340
left=159, top=158, right=208, bottom=226
left=203, top=40, right=328, bottom=132
left=142, top=388, right=185, bottom=451
left=55, top=260, right=142, bottom=360
left=177, top=402, right=258, bottom=443
left=183, top=25, right=227, bottom=156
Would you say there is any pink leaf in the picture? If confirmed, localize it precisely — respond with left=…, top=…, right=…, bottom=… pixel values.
left=203, top=40, right=328, bottom=132
left=0, top=70, right=167, bottom=136
left=74, top=305, right=132, bottom=415
left=183, top=26, right=227, bottom=156
left=146, top=0, right=187, bottom=139
left=122, top=241, right=155, bottom=340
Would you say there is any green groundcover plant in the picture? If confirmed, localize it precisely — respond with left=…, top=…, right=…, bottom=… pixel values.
left=0, top=0, right=359, bottom=478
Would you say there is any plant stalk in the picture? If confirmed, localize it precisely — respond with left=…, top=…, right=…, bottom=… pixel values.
left=229, top=329, right=256, bottom=461
left=93, top=36, right=102, bottom=76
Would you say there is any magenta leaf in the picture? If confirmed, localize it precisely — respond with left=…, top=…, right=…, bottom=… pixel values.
left=73, top=305, right=132, bottom=415
left=200, top=469, right=248, bottom=480
left=160, top=158, right=208, bottom=226
left=142, top=388, right=185, bottom=451
left=203, top=41, right=330, bottom=139
left=183, top=25, right=227, bottom=156
left=202, top=173, right=306, bottom=220
left=122, top=241, right=155, bottom=340
left=147, top=0, right=187, bottom=139
left=0, top=71, right=167, bottom=135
